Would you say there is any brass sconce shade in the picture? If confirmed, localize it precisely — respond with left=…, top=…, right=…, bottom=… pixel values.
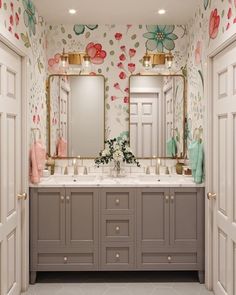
left=60, top=50, right=91, bottom=67
left=60, top=48, right=69, bottom=69
left=68, top=52, right=83, bottom=65
left=142, top=51, right=152, bottom=68
left=151, top=53, right=166, bottom=65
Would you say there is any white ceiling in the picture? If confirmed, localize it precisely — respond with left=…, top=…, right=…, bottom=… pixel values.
left=33, top=0, right=198, bottom=25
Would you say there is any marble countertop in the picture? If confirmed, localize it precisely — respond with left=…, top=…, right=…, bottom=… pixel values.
left=30, top=174, right=205, bottom=188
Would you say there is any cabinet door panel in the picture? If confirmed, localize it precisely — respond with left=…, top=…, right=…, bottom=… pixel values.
left=170, top=188, right=204, bottom=250
left=66, top=188, right=99, bottom=249
left=31, top=188, right=66, bottom=248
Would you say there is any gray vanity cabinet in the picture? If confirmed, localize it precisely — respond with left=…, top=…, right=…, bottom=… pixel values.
left=30, top=187, right=99, bottom=284
left=136, top=187, right=204, bottom=283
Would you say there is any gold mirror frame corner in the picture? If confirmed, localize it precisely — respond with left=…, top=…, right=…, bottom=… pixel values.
left=128, top=73, right=187, bottom=160
left=46, top=73, right=106, bottom=159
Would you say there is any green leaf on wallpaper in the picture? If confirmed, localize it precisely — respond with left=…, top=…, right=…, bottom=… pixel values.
left=204, top=0, right=209, bottom=10
left=109, top=40, right=114, bottom=45
left=106, top=67, right=109, bottom=72
left=111, top=61, right=114, bottom=66
left=68, top=34, right=72, bottom=39
left=61, top=27, right=65, bottom=33
left=98, top=69, right=102, bottom=73
left=221, top=10, right=225, bottom=18
left=134, top=42, right=140, bottom=48
left=3, top=3, right=7, bottom=10
left=139, top=25, right=142, bottom=29
left=105, top=86, right=109, bottom=91
left=111, top=25, right=116, bottom=28
left=18, top=7, right=21, bottom=14
left=103, top=32, right=107, bottom=38
left=21, top=32, right=31, bottom=48
left=105, top=94, right=109, bottom=99
left=110, top=50, right=115, bottom=56
left=131, top=34, right=137, bottom=40
left=62, top=39, right=67, bottom=45
left=125, top=118, right=129, bottom=121
left=106, top=103, right=110, bottom=110
left=85, top=32, right=90, bottom=38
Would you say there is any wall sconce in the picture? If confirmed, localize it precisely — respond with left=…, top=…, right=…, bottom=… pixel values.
left=142, top=51, right=174, bottom=69
left=60, top=50, right=91, bottom=72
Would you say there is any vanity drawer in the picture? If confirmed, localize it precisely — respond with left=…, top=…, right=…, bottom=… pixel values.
left=101, top=243, right=134, bottom=270
left=36, top=252, right=98, bottom=271
left=101, top=189, right=134, bottom=214
left=101, top=215, right=134, bottom=242
left=138, top=251, right=198, bottom=270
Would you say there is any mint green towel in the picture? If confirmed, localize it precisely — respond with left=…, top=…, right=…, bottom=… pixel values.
left=189, top=140, right=204, bottom=184
left=166, top=137, right=177, bottom=157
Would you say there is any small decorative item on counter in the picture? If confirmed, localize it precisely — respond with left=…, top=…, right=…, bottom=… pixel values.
left=95, top=138, right=140, bottom=177
left=176, top=160, right=184, bottom=175
left=183, top=166, right=192, bottom=176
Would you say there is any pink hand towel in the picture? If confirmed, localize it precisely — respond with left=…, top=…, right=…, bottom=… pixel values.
left=30, top=140, right=46, bottom=184
left=57, top=137, right=67, bottom=157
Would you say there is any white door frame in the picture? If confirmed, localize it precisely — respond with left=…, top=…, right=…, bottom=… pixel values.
left=205, top=32, right=236, bottom=290
left=0, top=32, right=29, bottom=292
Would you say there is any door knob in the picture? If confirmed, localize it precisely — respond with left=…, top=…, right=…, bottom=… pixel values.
left=207, top=192, right=216, bottom=200
left=17, top=192, right=27, bottom=200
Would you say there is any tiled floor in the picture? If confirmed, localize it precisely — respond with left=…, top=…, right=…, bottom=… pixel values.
left=22, top=272, right=214, bottom=295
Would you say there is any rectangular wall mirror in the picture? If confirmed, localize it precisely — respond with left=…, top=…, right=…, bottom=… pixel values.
left=129, top=74, right=186, bottom=158
left=47, top=74, right=105, bottom=158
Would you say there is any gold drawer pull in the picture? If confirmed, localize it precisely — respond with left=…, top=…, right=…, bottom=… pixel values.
left=61, top=196, right=65, bottom=201
left=165, top=195, right=169, bottom=201
left=207, top=192, right=216, bottom=200
left=115, top=253, right=120, bottom=260
left=17, top=192, right=27, bottom=200
left=115, top=226, right=120, bottom=233
left=167, top=256, right=172, bottom=262
left=66, top=196, right=70, bottom=201
left=170, top=196, right=174, bottom=201
left=115, top=199, right=120, bottom=205
left=64, top=257, right=68, bottom=263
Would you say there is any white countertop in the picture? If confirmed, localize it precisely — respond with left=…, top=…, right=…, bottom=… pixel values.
left=30, top=174, right=205, bottom=188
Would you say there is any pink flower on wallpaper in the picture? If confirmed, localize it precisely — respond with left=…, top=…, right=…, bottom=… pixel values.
left=10, top=15, right=14, bottom=26
left=10, top=2, right=13, bottom=12
left=127, top=25, right=132, bottom=31
left=227, top=7, right=232, bottom=19
left=124, top=87, right=129, bottom=93
left=129, top=48, right=136, bottom=58
left=235, top=0, right=236, bottom=7
left=120, top=45, right=126, bottom=52
left=128, top=63, right=135, bottom=73
left=119, top=72, right=126, bottom=80
left=115, top=33, right=122, bottom=40
left=86, top=42, right=107, bottom=64
left=48, top=53, right=61, bottom=73
left=89, top=72, right=97, bottom=75
left=15, top=33, right=19, bottom=39
left=114, top=83, right=121, bottom=90
left=194, top=41, right=202, bottom=65
left=209, top=9, right=220, bottom=39
left=234, top=17, right=236, bottom=23
left=0, top=0, right=2, bottom=9
left=119, top=53, right=126, bottom=61
left=123, top=97, right=129, bottom=103
left=15, top=12, right=19, bottom=25
left=117, top=62, right=124, bottom=69
left=111, top=96, right=118, bottom=101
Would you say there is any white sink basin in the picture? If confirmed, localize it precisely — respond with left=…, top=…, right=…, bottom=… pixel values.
left=41, top=175, right=97, bottom=184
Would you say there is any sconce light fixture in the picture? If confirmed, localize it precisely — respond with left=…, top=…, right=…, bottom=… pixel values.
left=60, top=49, right=91, bottom=71
left=142, top=50, right=174, bottom=69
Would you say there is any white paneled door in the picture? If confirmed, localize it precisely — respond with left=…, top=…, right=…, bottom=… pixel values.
left=0, top=42, right=22, bottom=294
left=212, top=41, right=236, bottom=295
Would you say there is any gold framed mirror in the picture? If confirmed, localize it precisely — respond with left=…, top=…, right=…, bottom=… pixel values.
left=129, top=74, right=186, bottom=159
left=47, top=74, right=105, bottom=158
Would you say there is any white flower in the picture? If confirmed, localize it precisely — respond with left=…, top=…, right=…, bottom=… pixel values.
left=102, top=148, right=110, bottom=157
left=113, top=150, right=123, bottom=161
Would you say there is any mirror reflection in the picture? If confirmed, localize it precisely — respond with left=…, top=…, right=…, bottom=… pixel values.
left=129, top=75, right=185, bottom=158
left=48, top=75, right=105, bottom=158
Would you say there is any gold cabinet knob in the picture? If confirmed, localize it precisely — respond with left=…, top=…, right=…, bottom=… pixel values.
left=17, top=192, right=27, bottom=200
left=165, top=195, right=169, bottom=201
left=115, top=226, right=120, bottom=233
left=115, top=253, right=120, bottom=260
left=61, top=195, right=65, bottom=201
left=66, top=196, right=70, bottom=201
left=64, top=257, right=68, bottom=263
left=167, top=256, right=172, bottom=262
left=170, top=196, right=174, bottom=201
left=115, top=199, right=120, bottom=205
left=207, top=192, right=216, bottom=200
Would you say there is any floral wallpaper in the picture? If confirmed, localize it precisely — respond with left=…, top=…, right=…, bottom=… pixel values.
left=186, top=0, right=236, bottom=145
left=0, top=0, right=47, bottom=146
left=46, top=24, right=188, bottom=140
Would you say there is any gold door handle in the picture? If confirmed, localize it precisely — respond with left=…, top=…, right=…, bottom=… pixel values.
left=17, top=192, right=27, bottom=200
left=207, top=192, right=216, bottom=200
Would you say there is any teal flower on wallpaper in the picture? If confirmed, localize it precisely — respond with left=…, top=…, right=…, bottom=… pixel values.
left=73, top=24, right=98, bottom=35
left=143, top=25, right=178, bottom=52
left=22, top=0, right=37, bottom=36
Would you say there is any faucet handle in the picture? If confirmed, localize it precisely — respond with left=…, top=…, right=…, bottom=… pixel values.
left=83, top=166, right=88, bottom=175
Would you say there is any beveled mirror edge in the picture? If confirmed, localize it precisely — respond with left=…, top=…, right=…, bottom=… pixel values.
left=46, top=73, right=106, bottom=159
left=128, top=73, right=187, bottom=160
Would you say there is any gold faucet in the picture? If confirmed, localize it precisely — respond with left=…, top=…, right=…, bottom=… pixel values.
left=46, top=157, right=55, bottom=175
